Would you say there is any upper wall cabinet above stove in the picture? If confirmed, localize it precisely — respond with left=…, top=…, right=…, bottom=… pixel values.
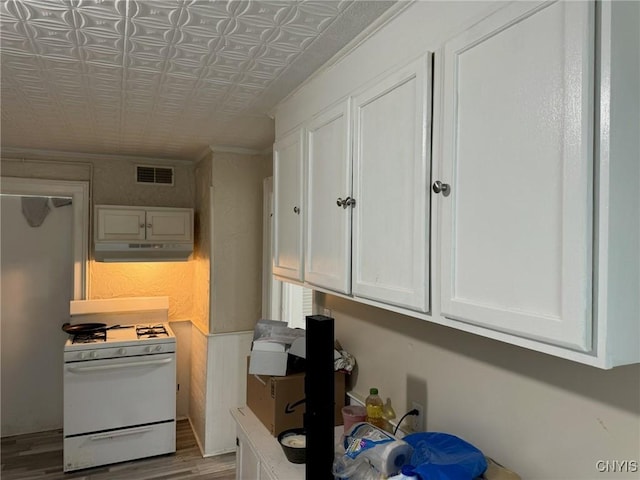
left=94, top=205, right=193, bottom=262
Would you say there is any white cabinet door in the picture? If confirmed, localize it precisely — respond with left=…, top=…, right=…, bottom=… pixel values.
left=438, top=1, right=594, bottom=350
left=236, top=431, right=260, bottom=480
left=305, top=100, right=352, bottom=294
left=96, top=207, right=146, bottom=241
left=145, top=210, right=192, bottom=242
left=273, top=129, right=304, bottom=281
left=351, top=55, right=432, bottom=312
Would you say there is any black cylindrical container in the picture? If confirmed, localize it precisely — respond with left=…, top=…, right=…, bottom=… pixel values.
left=304, top=314, right=335, bottom=479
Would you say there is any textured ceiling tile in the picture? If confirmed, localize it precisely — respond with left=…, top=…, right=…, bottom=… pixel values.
left=1, top=0, right=396, bottom=159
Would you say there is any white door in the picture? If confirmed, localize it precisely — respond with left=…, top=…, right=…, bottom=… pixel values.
left=1, top=195, right=72, bottom=435
left=351, top=54, right=432, bottom=312
left=273, top=129, right=304, bottom=281
left=438, top=1, right=594, bottom=350
left=305, top=100, right=352, bottom=294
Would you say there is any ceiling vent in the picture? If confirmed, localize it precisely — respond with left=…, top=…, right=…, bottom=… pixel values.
left=136, top=165, right=174, bottom=186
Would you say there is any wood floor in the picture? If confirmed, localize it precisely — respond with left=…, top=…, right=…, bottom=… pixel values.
left=1, top=420, right=236, bottom=480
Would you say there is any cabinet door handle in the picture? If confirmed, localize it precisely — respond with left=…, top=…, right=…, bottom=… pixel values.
left=293, top=206, right=300, bottom=214
left=337, top=197, right=355, bottom=208
left=139, top=223, right=145, bottom=228
left=146, top=223, right=152, bottom=228
left=432, top=181, right=451, bottom=197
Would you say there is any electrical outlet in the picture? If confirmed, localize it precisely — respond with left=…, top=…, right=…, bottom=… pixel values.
left=411, top=401, right=424, bottom=432
left=323, top=308, right=332, bottom=317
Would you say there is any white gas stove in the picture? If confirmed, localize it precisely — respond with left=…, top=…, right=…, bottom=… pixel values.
left=63, top=298, right=176, bottom=472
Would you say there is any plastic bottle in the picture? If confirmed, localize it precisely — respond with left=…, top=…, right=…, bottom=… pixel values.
left=365, top=388, right=384, bottom=428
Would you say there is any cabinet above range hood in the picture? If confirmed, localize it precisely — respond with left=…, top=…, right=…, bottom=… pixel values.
left=94, top=205, right=194, bottom=262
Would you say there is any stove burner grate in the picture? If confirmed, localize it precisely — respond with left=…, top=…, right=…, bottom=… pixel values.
left=136, top=324, right=169, bottom=339
left=72, top=330, right=107, bottom=344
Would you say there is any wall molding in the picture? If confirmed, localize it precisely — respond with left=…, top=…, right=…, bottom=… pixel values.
left=209, top=145, right=272, bottom=156
left=1, top=147, right=193, bottom=166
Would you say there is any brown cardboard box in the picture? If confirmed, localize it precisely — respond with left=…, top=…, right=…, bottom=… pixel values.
left=246, top=359, right=346, bottom=436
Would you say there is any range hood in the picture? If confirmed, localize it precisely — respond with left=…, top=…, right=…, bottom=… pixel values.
left=94, top=241, right=193, bottom=262
left=93, top=205, right=194, bottom=262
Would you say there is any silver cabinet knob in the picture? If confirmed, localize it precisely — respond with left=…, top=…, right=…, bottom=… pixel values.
left=337, top=197, right=356, bottom=209
left=432, top=181, right=451, bottom=197
left=293, top=206, right=300, bottom=214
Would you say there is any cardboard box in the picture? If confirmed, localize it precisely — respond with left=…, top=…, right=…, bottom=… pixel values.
left=248, top=320, right=306, bottom=376
left=246, top=359, right=346, bottom=436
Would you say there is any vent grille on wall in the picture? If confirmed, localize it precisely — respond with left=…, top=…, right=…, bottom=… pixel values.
left=136, top=166, right=174, bottom=186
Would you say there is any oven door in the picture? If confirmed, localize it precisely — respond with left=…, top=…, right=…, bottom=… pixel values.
left=64, top=353, right=176, bottom=436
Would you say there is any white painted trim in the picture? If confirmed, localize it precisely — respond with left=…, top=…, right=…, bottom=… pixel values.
left=209, top=145, right=269, bottom=156
left=1, top=147, right=193, bottom=166
left=196, top=146, right=213, bottom=163
left=0, top=177, right=89, bottom=300
left=262, top=177, right=273, bottom=319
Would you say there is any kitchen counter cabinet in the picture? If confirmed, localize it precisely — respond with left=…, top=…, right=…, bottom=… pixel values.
left=231, top=406, right=342, bottom=480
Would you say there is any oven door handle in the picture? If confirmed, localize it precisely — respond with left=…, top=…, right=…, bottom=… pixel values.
left=89, top=426, right=154, bottom=441
left=66, top=356, right=173, bottom=373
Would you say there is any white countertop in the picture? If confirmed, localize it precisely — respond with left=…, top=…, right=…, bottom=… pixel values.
left=231, top=406, right=343, bottom=479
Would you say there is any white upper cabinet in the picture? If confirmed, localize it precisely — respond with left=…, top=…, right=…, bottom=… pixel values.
left=273, top=128, right=305, bottom=282
left=96, top=206, right=192, bottom=243
left=351, top=55, right=432, bottom=312
left=305, top=100, right=352, bottom=294
left=438, top=1, right=594, bottom=350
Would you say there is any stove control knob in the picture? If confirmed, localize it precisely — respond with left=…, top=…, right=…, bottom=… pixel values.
left=117, top=348, right=126, bottom=356
left=89, top=351, right=98, bottom=359
left=144, top=346, right=153, bottom=353
left=154, top=345, right=163, bottom=352
left=78, top=352, right=87, bottom=360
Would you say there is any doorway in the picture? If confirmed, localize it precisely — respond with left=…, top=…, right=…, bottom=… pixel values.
left=0, top=178, right=89, bottom=436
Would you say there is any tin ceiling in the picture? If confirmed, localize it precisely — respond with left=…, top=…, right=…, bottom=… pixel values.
left=1, top=0, right=395, bottom=161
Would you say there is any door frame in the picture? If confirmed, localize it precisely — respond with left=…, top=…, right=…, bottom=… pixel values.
left=1, top=177, right=90, bottom=299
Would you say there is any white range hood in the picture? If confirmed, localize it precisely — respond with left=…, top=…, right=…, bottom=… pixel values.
left=93, top=241, right=193, bottom=262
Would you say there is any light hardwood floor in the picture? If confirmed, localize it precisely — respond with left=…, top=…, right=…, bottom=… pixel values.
left=1, top=420, right=236, bottom=480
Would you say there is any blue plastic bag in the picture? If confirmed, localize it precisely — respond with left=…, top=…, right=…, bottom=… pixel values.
left=402, top=432, right=487, bottom=480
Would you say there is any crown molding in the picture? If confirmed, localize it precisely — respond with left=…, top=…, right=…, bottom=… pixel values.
left=209, top=145, right=272, bottom=156
left=0, top=147, right=193, bottom=165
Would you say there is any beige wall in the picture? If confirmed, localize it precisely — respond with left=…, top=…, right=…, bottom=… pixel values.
left=2, top=156, right=196, bottom=321
left=320, top=293, right=640, bottom=480
left=210, top=151, right=272, bottom=333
